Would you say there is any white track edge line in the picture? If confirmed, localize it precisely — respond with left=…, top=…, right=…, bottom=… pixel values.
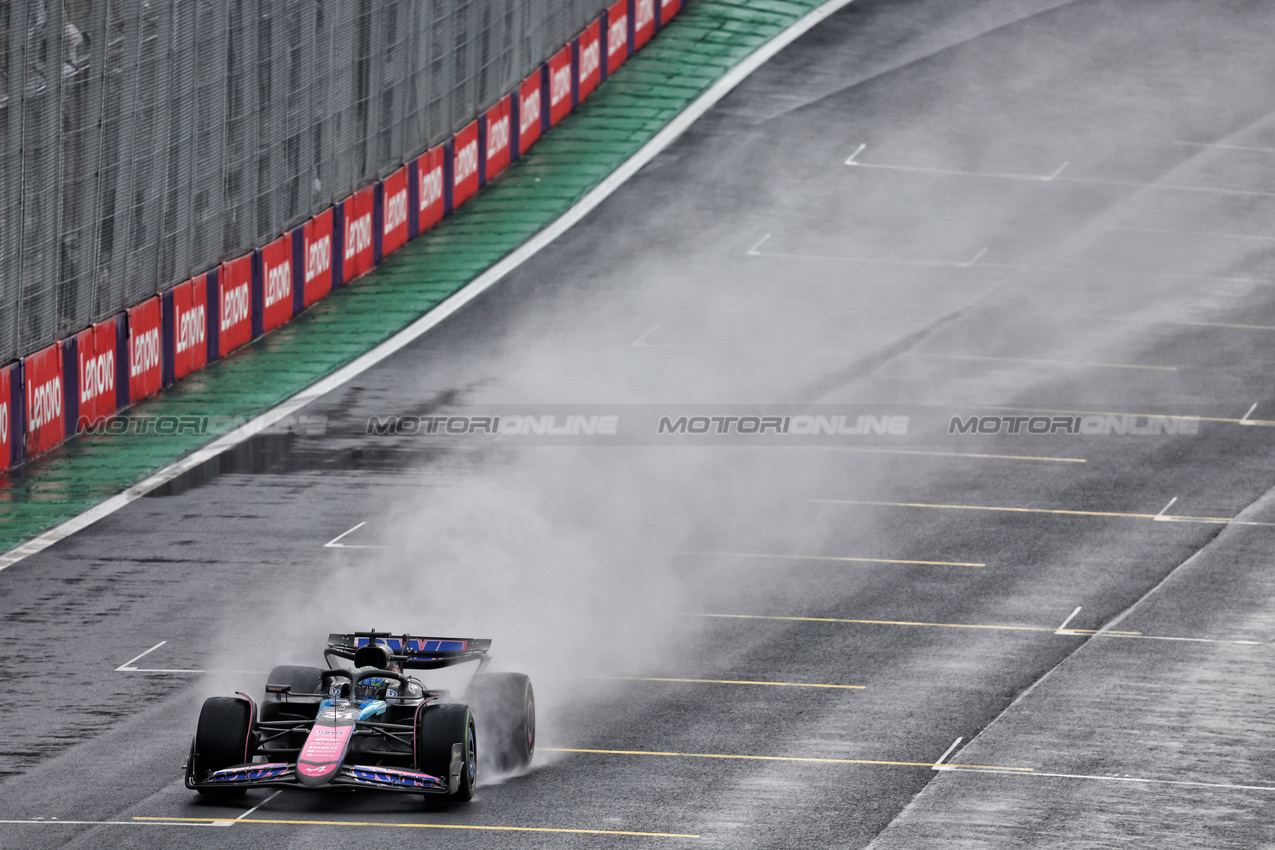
left=0, top=0, right=857, bottom=574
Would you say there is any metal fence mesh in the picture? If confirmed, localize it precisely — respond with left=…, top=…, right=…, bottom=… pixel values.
left=0, top=0, right=610, bottom=363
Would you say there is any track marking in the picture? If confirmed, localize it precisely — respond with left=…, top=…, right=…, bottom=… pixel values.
left=1108, top=224, right=1275, bottom=242
left=323, top=521, right=388, bottom=550
left=747, top=244, right=980, bottom=269
left=960, top=247, right=988, bottom=267
left=115, top=641, right=167, bottom=672
left=0, top=0, right=862, bottom=574
left=919, top=353, right=1176, bottom=372
left=824, top=447, right=1086, bottom=464
left=1054, top=606, right=1082, bottom=635
left=1173, top=139, right=1275, bottom=155
left=1021, top=311, right=1275, bottom=332
left=946, top=765, right=1275, bottom=793
left=1237, top=403, right=1274, bottom=427
left=669, top=550, right=985, bottom=567
left=808, top=498, right=1244, bottom=524
left=131, top=817, right=698, bottom=838
left=924, top=401, right=1275, bottom=428
left=746, top=232, right=773, bottom=255
left=589, top=676, right=864, bottom=689
left=114, top=643, right=263, bottom=675
left=542, top=747, right=1031, bottom=772
left=843, top=150, right=1275, bottom=198
left=694, top=612, right=1138, bottom=635
left=1152, top=497, right=1178, bottom=522
left=0, top=820, right=209, bottom=829
left=1044, top=161, right=1069, bottom=181
left=931, top=737, right=964, bottom=771
left=747, top=240, right=1257, bottom=284
left=234, top=790, right=281, bottom=823
left=844, top=146, right=1065, bottom=182
left=695, top=613, right=1263, bottom=645
left=631, top=325, right=661, bottom=347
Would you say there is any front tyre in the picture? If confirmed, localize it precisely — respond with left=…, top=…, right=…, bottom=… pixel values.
left=467, top=672, right=535, bottom=773
left=415, top=703, right=476, bottom=802
left=190, top=696, right=255, bottom=798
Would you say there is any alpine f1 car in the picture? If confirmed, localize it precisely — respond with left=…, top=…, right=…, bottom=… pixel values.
left=184, top=631, right=535, bottom=802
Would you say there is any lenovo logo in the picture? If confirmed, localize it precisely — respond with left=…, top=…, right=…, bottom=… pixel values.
left=637, top=0, right=654, bottom=28
left=384, top=189, right=407, bottom=235
left=488, top=115, right=510, bottom=160
left=264, top=260, right=291, bottom=309
left=345, top=213, right=372, bottom=259
left=221, top=282, right=250, bottom=332
left=176, top=304, right=206, bottom=355
left=130, top=328, right=160, bottom=378
left=520, top=88, right=541, bottom=135
left=29, top=376, right=63, bottom=430
left=80, top=348, right=115, bottom=403
left=608, top=13, right=628, bottom=56
left=550, top=64, right=572, bottom=107
left=455, top=140, right=479, bottom=184
left=420, top=164, right=443, bottom=210
left=580, top=39, right=600, bottom=81
left=306, top=234, right=331, bottom=283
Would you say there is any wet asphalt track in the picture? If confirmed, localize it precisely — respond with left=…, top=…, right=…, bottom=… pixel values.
left=5, top=0, right=1275, bottom=846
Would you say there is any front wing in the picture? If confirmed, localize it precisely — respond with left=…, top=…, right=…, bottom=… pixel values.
left=185, top=759, right=456, bottom=794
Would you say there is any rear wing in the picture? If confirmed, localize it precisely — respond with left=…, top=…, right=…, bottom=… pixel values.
left=325, top=631, right=492, bottom=671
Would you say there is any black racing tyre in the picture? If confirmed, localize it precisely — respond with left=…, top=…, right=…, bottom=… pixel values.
left=415, top=703, right=476, bottom=802
left=192, top=696, right=255, bottom=797
left=466, top=673, right=535, bottom=773
left=264, top=665, right=324, bottom=699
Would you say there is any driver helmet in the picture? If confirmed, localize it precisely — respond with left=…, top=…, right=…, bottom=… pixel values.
left=353, top=642, right=395, bottom=670
left=352, top=643, right=397, bottom=701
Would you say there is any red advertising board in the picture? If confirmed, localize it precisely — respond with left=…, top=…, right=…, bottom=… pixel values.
left=0, top=362, right=11, bottom=471
left=303, top=209, right=333, bottom=307
left=382, top=166, right=409, bottom=258
left=635, top=0, right=656, bottom=49
left=452, top=120, right=480, bottom=209
left=25, top=342, right=65, bottom=456
left=417, top=145, right=446, bottom=234
left=76, top=318, right=118, bottom=427
left=485, top=97, right=512, bottom=182
left=128, top=296, right=163, bottom=403
left=607, top=0, right=629, bottom=74
left=342, top=186, right=375, bottom=283
left=219, top=254, right=254, bottom=356
left=172, top=275, right=208, bottom=381
left=548, top=45, right=573, bottom=127
left=578, top=21, right=602, bottom=102
left=518, top=70, right=543, bottom=154
left=261, top=234, right=293, bottom=333
left=660, top=0, right=680, bottom=24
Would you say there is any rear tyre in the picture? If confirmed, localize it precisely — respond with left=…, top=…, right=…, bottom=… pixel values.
left=466, top=673, right=535, bottom=773
left=415, top=703, right=476, bottom=802
left=192, top=696, right=255, bottom=798
left=264, top=665, right=324, bottom=698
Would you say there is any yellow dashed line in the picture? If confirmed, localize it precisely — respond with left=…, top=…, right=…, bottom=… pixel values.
left=673, top=550, right=985, bottom=567
left=594, top=675, right=864, bottom=689
left=543, top=747, right=1033, bottom=772
left=133, top=817, right=698, bottom=838
left=696, top=612, right=1141, bottom=636
left=811, top=498, right=1233, bottom=523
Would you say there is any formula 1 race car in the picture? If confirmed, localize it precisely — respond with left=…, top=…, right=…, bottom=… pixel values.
left=184, top=631, right=535, bottom=802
